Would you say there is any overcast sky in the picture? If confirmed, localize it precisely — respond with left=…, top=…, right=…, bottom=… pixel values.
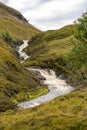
left=0, top=0, right=87, bottom=30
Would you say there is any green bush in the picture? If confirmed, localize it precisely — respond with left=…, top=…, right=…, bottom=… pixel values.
left=64, top=12, right=87, bottom=86
left=74, top=12, right=87, bottom=42
left=2, top=30, right=13, bottom=43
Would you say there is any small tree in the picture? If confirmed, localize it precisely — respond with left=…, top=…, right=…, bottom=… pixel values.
left=74, top=12, right=87, bottom=42
left=73, top=12, right=87, bottom=63
left=2, top=30, right=13, bottom=43
left=65, top=12, right=87, bottom=85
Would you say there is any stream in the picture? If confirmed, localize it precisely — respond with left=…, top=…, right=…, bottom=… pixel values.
left=17, top=40, right=73, bottom=108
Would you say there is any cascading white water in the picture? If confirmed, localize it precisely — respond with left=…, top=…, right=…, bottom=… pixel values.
left=18, top=40, right=29, bottom=62
left=17, top=40, right=74, bottom=108
left=18, top=69, right=73, bottom=108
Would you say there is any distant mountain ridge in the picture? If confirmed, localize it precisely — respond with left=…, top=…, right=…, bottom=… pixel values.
left=0, top=2, right=28, bottom=23
left=0, top=2, right=40, bottom=40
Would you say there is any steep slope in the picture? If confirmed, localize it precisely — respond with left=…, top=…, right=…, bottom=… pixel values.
left=0, top=2, right=39, bottom=40
left=0, top=2, right=47, bottom=112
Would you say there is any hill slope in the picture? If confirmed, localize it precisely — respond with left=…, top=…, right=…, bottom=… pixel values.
left=24, top=20, right=87, bottom=86
left=0, top=2, right=47, bottom=112
left=0, top=2, right=39, bottom=40
left=24, top=25, right=74, bottom=75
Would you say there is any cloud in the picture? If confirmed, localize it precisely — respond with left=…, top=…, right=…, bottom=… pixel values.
left=0, top=0, right=87, bottom=30
left=0, top=0, right=9, bottom=4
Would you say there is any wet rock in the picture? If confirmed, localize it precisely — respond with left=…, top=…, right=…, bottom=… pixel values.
left=29, top=69, right=46, bottom=82
left=14, top=40, right=23, bottom=49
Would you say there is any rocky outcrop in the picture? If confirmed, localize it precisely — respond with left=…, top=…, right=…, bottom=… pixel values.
left=15, top=40, right=23, bottom=47
left=28, top=69, right=46, bottom=83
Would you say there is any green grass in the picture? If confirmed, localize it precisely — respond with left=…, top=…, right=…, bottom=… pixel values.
left=0, top=15, right=38, bottom=40
left=24, top=23, right=87, bottom=87
left=0, top=84, right=87, bottom=130
left=0, top=3, right=39, bottom=40
left=11, top=86, right=49, bottom=105
left=24, top=25, right=74, bottom=68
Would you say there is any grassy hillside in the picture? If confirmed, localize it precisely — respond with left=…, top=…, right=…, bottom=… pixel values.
left=0, top=2, right=87, bottom=129
left=24, top=25, right=74, bottom=68
left=0, top=2, right=48, bottom=112
left=0, top=45, right=48, bottom=111
left=0, top=2, right=39, bottom=40
left=0, top=85, right=87, bottom=130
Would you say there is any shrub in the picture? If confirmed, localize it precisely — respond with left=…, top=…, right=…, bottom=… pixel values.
left=64, top=12, right=87, bottom=86
left=2, top=30, right=13, bottom=43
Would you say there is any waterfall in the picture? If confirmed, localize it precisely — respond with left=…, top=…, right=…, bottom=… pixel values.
left=18, top=40, right=29, bottom=62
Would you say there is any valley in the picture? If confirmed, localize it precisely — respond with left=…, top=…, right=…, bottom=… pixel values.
left=17, top=40, right=73, bottom=108
left=0, top=2, right=87, bottom=130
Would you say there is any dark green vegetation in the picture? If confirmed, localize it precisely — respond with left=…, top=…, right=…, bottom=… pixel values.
left=62, top=13, right=87, bottom=86
left=0, top=2, right=48, bottom=112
